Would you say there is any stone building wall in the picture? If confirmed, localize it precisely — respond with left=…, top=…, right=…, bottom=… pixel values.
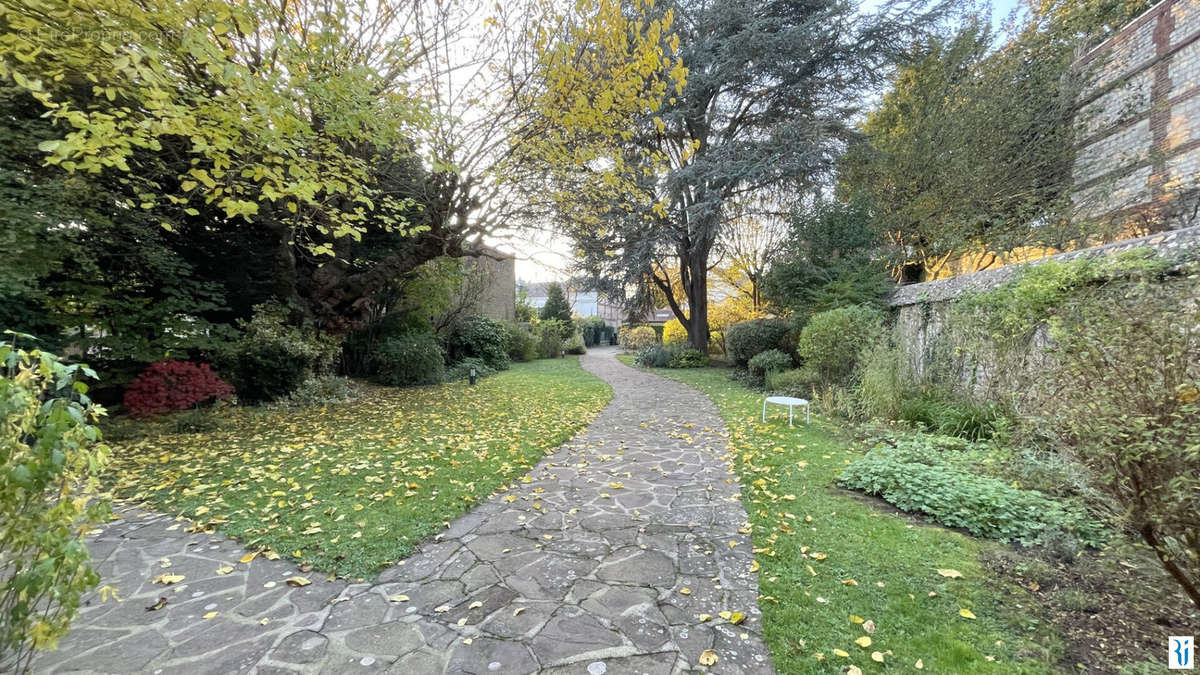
left=1072, top=0, right=1200, bottom=228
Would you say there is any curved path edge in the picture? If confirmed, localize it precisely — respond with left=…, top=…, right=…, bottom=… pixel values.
left=37, top=348, right=775, bottom=675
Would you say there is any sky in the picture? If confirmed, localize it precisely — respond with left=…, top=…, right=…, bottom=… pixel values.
left=501, top=0, right=1028, bottom=283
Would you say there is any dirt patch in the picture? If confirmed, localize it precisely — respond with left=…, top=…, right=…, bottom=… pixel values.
left=981, top=542, right=1198, bottom=673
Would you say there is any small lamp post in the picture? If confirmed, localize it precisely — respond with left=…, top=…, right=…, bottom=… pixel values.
left=469, top=366, right=478, bottom=386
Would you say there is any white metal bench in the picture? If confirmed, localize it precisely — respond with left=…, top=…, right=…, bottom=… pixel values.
left=762, top=395, right=810, bottom=426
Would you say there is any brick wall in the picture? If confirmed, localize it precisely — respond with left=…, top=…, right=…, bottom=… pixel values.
left=1073, top=0, right=1200, bottom=229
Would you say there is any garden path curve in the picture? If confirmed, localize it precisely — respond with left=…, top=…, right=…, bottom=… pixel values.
left=37, top=348, right=774, bottom=674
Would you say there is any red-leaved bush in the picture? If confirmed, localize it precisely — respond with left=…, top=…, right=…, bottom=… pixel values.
left=123, top=360, right=235, bottom=418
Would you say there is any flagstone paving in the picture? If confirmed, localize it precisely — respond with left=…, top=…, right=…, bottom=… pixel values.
left=37, top=348, right=774, bottom=674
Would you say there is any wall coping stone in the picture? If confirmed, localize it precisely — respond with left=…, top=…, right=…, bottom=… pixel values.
left=888, top=224, right=1200, bottom=308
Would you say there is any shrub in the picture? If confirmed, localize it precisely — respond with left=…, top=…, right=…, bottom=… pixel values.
left=445, top=315, right=511, bottom=370
left=1, top=343, right=110, bottom=670
left=1037, top=274, right=1200, bottom=607
left=228, top=302, right=340, bottom=403
left=536, top=320, right=570, bottom=359
left=373, top=333, right=445, bottom=386
left=934, top=398, right=1006, bottom=442
left=796, top=305, right=884, bottom=383
left=855, top=338, right=908, bottom=421
left=506, top=324, right=539, bottom=362
left=634, top=344, right=674, bottom=368
left=748, top=349, right=792, bottom=378
left=725, top=318, right=791, bottom=368
left=668, top=348, right=709, bottom=368
left=272, top=375, right=358, bottom=408
left=578, top=316, right=609, bottom=347
left=894, top=391, right=1006, bottom=442
left=662, top=318, right=688, bottom=345
left=564, top=332, right=587, bottom=355
left=840, top=441, right=1107, bottom=546
left=444, top=357, right=496, bottom=382
left=765, top=368, right=819, bottom=397
left=123, top=360, right=235, bottom=417
left=619, top=325, right=658, bottom=352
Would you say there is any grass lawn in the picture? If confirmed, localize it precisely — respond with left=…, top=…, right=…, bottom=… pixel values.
left=105, top=356, right=611, bottom=579
left=624, top=357, right=1060, bottom=674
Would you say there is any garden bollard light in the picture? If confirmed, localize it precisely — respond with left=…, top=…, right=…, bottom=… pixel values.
left=469, top=367, right=477, bottom=385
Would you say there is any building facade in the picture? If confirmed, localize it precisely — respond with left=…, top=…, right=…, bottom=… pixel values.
left=518, top=281, right=622, bottom=326
left=464, top=248, right=516, bottom=322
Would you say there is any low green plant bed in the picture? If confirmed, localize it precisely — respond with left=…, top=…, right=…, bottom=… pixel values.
left=840, top=440, right=1107, bottom=546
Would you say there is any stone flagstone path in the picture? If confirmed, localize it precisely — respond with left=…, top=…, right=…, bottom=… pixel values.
left=36, top=348, right=775, bottom=674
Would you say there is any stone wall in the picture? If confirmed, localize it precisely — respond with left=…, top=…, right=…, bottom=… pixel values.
left=1072, top=0, right=1200, bottom=229
left=888, top=224, right=1200, bottom=395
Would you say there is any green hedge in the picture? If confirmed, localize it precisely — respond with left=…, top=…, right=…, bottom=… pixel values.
left=373, top=333, right=445, bottom=386
left=725, top=318, right=791, bottom=368
left=796, top=304, right=883, bottom=383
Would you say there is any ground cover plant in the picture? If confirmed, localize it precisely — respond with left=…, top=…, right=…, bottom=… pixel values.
left=105, top=357, right=610, bottom=579
left=621, top=355, right=1061, bottom=674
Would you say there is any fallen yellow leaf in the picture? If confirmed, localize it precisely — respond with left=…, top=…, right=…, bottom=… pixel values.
left=240, top=552, right=257, bottom=564
left=202, top=611, right=217, bottom=619
left=855, top=636, right=872, bottom=648
left=959, top=608, right=977, bottom=620
left=389, top=594, right=410, bottom=603
left=698, top=649, right=718, bottom=666
left=151, top=573, right=185, bottom=585
left=871, top=651, right=885, bottom=663
left=916, top=658, right=924, bottom=669
left=833, top=648, right=849, bottom=658
left=937, top=568, right=963, bottom=578
left=284, top=576, right=311, bottom=587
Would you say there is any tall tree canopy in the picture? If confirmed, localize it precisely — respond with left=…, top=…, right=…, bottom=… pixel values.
left=0, top=0, right=679, bottom=375
left=557, top=0, right=946, bottom=351
left=840, top=1, right=1152, bottom=279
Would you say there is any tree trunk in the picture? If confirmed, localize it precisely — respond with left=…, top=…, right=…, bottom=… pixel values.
left=1142, top=522, right=1200, bottom=609
left=685, top=252, right=710, bottom=353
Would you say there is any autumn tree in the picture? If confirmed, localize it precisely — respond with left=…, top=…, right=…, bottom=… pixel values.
left=841, top=2, right=1152, bottom=279
left=1, top=0, right=680, bottom=374
left=558, top=0, right=947, bottom=352
left=713, top=196, right=790, bottom=310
